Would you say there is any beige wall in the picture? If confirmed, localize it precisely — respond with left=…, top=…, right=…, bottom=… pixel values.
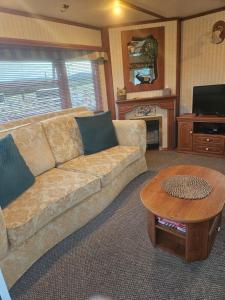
left=0, top=12, right=102, bottom=47
left=109, top=20, right=178, bottom=100
left=180, top=11, right=225, bottom=114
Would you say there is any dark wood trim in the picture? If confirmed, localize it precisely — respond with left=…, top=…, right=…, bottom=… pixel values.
left=91, top=61, right=103, bottom=111
left=116, top=95, right=177, bottom=104
left=177, top=114, right=225, bottom=123
left=0, top=6, right=101, bottom=30
left=106, top=17, right=179, bottom=29
left=175, top=19, right=181, bottom=147
left=54, top=61, right=72, bottom=109
left=0, top=37, right=103, bottom=51
left=101, top=28, right=116, bottom=119
left=120, top=0, right=165, bottom=19
left=182, top=6, right=225, bottom=21
left=176, top=19, right=181, bottom=116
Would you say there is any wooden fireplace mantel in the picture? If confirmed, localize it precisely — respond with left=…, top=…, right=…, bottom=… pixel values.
left=116, top=95, right=177, bottom=149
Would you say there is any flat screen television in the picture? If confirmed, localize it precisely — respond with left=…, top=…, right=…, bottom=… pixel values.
left=192, top=84, right=225, bottom=116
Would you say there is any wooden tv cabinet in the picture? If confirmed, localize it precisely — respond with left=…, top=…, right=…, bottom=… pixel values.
left=177, top=114, right=225, bottom=157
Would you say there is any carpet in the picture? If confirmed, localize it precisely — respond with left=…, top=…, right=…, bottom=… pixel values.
left=10, top=151, right=225, bottom=300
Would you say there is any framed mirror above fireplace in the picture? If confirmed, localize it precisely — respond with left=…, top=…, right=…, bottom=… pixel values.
left=121, top=27, right=165, bottom=93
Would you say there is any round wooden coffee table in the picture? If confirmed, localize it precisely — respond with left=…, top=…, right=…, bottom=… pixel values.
left=140, top=165, right=225, bottom=262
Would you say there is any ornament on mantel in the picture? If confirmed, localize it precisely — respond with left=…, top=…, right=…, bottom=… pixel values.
left=116, top=87, right=127, bottom=101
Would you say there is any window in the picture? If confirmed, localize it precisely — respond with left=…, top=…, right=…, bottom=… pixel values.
left=0, top=47, right=103, bottom=123
left=66, top=61, right=102, bottom=111
left=0, top=61, right=61, bottom=123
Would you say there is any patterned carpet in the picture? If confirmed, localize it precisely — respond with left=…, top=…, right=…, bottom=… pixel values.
left=10, top=151, right=225, bottom=300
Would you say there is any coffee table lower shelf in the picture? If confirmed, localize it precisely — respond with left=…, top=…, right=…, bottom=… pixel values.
left=148, top=211, right=222, bottom=262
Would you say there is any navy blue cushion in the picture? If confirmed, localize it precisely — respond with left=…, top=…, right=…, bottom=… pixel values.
left=75, top=111, right=118, bottom=155
left=0, top=134, right=35, bottom=209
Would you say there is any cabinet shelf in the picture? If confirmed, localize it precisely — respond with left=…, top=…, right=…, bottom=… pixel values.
left=156, top=229, right=185, bottom=258
left=148, top=211, right=222, bottom=261
left=155, top=224, right=186, bottom=239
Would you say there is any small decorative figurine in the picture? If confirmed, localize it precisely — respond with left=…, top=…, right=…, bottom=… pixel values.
left=117, top=87, right=127, bottom=101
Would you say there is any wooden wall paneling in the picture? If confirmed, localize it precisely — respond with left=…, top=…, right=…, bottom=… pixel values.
left=180, top=11, right=225, bottom=114
left=101, top=28, right=116, bottom=119
left=176, top=19, right=181, bottom=116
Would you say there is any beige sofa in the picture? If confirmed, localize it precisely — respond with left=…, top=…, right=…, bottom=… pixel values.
left=0, top=107, right=147, bottom=288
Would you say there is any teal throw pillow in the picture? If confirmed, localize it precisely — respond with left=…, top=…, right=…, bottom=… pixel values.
left=75, top=111, right=118, bottom=155
left=0, top=134, right=35, bottom=209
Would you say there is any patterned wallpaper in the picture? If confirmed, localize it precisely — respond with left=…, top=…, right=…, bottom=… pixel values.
left=109, top=20, right=178, bottom=101
left=180, top=11, right=225, bottom=114
left=0, top=12, right=102, bottom=47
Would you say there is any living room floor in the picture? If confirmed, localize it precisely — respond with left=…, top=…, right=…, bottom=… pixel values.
left=146, top=149, right=225, bottom=174
left=11, top=150, right=225, bottom=300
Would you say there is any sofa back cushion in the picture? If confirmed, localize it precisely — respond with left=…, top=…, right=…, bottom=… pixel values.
left=0, top=134, right=35, bottom=208
left=41, top=114, right=83, bottom=164
left=75, top=111, right=118, bottom=155
left=0, top=123, right=56, bottom=176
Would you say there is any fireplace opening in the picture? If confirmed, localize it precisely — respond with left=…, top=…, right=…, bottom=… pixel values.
left=146, top=119, right=160, bottom=150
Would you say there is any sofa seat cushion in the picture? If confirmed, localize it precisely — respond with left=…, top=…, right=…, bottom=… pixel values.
left=3, top=168, right=100, bottom=248
left=58, top=146, right=141, bottom=187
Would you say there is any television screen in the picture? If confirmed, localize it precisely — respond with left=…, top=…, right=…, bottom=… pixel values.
left=192, top=84, right=225, bottom=116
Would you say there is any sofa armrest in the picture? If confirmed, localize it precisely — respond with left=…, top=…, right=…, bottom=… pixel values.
left=0, top=209, right=8, bottom=260
left=113, top=120, right=146, bottom=155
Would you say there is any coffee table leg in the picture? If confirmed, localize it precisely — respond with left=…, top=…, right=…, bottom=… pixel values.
left=185, top=221, right=209, bottom=262
left=147, top=211, right=156, bottom=246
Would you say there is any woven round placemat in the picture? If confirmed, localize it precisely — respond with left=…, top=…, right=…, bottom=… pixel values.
left=161, top=175, right=213, bottom=200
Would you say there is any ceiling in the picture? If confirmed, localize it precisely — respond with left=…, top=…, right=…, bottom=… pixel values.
left=0, top=0, right=225, bottom=27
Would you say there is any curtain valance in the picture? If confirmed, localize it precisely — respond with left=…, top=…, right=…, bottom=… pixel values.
left=0, top=45, right=108, bottom=62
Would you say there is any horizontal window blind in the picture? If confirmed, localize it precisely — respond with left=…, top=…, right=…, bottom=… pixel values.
left=0, top=61, right=62, bottom=123
left=0, top=47, right=103, bottom=124
left=66, top=61, right=101, bottom=111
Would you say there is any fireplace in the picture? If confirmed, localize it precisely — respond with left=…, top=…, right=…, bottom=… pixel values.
left=116, top=96, right=176, bottom=150
left=146, top=117, right=162, bottom=150
left=123, top=104, right=165, bottom=149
